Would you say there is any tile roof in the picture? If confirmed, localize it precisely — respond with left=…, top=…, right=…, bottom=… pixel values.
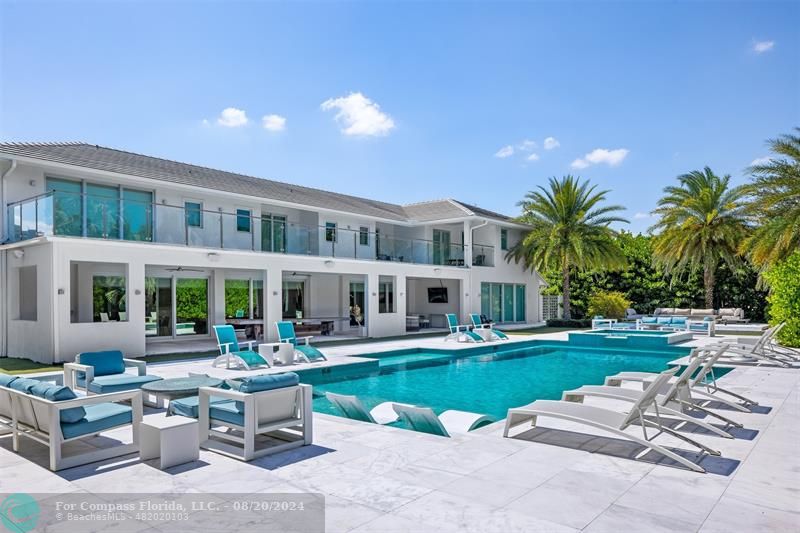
left=0, top=142, right=515, bottom=224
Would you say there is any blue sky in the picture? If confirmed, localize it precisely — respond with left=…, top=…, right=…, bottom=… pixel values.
left=1, top=1, right=798, bottom=233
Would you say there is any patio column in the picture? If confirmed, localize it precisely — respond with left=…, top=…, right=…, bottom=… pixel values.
left=128, top=260, right=146, bottom=356
left=463, top=220, right=472, bottom=267
left=212, top=270, right=226, bottom=328
left=365, top=271, right=379, bottom=337
left=265, top=268, right=282, bottom=341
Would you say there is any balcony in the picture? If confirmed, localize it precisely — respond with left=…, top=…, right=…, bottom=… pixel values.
left=6, top=191, right=474, bottom=268
left=471, top=243, right=495, bottom=267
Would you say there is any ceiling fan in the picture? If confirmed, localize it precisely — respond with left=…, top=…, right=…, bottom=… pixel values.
left=164, top=266, right=205, bottom=273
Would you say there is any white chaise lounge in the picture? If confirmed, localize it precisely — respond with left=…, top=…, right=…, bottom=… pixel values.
left=561, top=347, right=737, bottom=443
left=605, top=345, right=758, bottom=414
left=504, top=368, right=709, bottom=473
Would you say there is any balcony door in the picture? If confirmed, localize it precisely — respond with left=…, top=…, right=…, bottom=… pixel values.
left=433, top=229, right=451, bottom=265
left=261, top=214, right=286, bottom=253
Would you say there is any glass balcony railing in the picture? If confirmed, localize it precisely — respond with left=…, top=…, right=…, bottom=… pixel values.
left=6, top=191, right=478, bottom=268
left=472, top=243, right=495, bottom=267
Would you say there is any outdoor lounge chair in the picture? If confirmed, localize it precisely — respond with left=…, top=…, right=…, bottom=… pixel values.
left=391, top=403, right=493, bottom=437
left=504, top=367, right=710, bottom=472
left=562, top=347, right=737, bottom=441
left=212, top=325, right=270, bottom=370
left=445, top=314, right=483, bottom=343
left=728, top=323, right=799, bottom=361
left=605, top=345, right=758, bottom=414
left=198, top=373, right=312, bottom=461
left=325, top=392, right=410, bottom=424
left=1, top=372, right=142, bottom=471
left=276, top=321, right=327, bottom=362
left=707, top=324, right=793, bottom=368
left=468, top=313, right=508, bottom=340
left=64, top=350, right=162, bottom=394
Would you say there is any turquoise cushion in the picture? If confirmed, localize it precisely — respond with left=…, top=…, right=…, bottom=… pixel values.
left=60, top=403, right=132, bottom=440
left=296, top=345, right=326, bottom=361
left=235, top=373, right=299, bottom=413
left=209, top=401, right=245, bottom=426
left=233, top=350, right=267, bottom=366
left=82, top=374, right=162, bottom=394
left=656, top=317, right=672, bottom=325
left=641, top=317, right=657, bottom=324
left=238, top=372, right=299, bottom=393
left=671, top=317, right=687, bottom=326
left=8, top=378, right=39, bottom=393
left=29, top=382, right=86, bottom=423
left=78, top=351, right=126, bottom=376
left=0, top=373, right=17, bottom=388
left=168, top=395, right=233, bottom=418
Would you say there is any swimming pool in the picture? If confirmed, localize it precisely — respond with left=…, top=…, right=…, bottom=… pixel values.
left=304, top=343, right=691, bottom=421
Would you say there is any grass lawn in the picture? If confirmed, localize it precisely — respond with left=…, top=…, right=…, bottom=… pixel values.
left=0, top=358, right=63, bottom=375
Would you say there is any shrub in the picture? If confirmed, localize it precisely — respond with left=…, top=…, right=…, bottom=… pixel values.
left=546, top=318, right=592, bottom=328
left=763, top=252, right=800, bottom=347
left=587, top=290, right=631, bottom=320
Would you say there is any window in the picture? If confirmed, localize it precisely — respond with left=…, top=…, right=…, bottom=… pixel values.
left=123, top=189, right=153, bottom=241
left=236, top=209, right=251, bottom=232
left=46, top=177, right=82, bottom=236
left=261, top=214, right=286, bottom=252
left=185, top=201, right=203, bottom=228
left=86, top=184, right=120, bottom=239
left=18, top=266, right=37, bottom=321
left=325, top=222, right=337, bottom=242
left=500, top=228, right=508, bottom=251
left=379, top=276, right=395, bottom=313
left=93, top=275, right=127, bottom=322
left=225, top=279, right=250, bottom=318
left=359, top=226, right=369, bottom=246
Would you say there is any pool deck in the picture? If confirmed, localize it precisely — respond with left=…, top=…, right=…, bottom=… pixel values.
left=3, top=331, right=799, bottom=532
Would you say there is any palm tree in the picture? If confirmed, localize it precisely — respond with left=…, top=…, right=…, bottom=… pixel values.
left=742, top=128, right=800, bottom=271
left=651, top=167, right=750, bottom=309
left=506, top=176, right=628, bottom=319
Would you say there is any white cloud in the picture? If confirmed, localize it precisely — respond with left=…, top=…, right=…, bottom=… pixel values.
left=571, top=148, right=629, bottom=169
left=633, top=212, right=653, bottom=220
left=750, top=156, right=771, bottom=166
left=753, top=40, right=775, bottom=53
left=543, top=136, right=560, bottom=150
left=320, top=92, right=395, bottom=136
left=217, top=107, right=249, bottom=127
left=527, top=153, right=540, bottom=162
left=495, top=145, right=515, bottom=158
left=262, top=114, right=286, bottom=132
left=518, top=139, right=537, bottom=151
left=201, top=119, right=210, bottom=126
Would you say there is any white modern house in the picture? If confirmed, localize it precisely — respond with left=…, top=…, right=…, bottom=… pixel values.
left=0, top=143, right=544, bottom=363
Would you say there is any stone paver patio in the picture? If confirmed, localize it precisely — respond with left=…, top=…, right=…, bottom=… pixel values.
left=2, top=332, right=799, bottom=532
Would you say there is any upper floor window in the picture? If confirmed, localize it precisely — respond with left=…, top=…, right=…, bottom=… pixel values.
left=501, top=228, right=508, bottom=250
left=325, top=222, right=337, bottom=242
left=359, top=226, right=369, bottom=246
left=236, top=209, right=251, bottom=232
left=185, top=201, right=203, bottom=228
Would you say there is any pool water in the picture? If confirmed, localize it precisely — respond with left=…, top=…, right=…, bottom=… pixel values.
left=306, top=345, right=688, bottom=421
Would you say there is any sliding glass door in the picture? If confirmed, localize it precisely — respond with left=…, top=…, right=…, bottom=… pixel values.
left=480, top=283, right=527, bottom=322
left=146, top=276, right=209, bottom=338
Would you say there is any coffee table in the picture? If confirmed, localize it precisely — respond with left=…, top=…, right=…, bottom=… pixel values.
left=141, top=376, right=223, bottom=407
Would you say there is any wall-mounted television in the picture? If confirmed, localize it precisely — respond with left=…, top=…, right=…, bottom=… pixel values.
left=427, top=287, right=448, bottom=303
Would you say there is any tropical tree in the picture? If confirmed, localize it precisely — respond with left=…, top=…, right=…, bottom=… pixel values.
left=741, top=128, right=800, bottom=271
left=650, top=167, right=750, bottom=309
left=506, top=175, right=628, bottom=319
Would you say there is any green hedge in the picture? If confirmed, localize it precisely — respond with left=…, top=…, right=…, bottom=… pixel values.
left=764, top=252, right=800, bottom=347
left=546, top=318, right=592, bottom=328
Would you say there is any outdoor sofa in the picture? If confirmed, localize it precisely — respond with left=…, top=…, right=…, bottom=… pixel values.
left=0, top=372, right=142, bottom=471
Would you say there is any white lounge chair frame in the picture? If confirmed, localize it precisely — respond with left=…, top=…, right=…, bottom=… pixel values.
left=504, top=368, right=708, bottom=473
left=1, top=385, right=142, bottom=471
left=198, top=383, right=312, bottom=461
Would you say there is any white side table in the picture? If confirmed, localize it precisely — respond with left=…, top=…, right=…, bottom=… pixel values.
left=140, top=414, right=199, bottom=469
left=474, top=328, right=494, bottom=341
left=275, top=343, right=295, bottom=365
left=258, top=343, right=279, bottom=366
